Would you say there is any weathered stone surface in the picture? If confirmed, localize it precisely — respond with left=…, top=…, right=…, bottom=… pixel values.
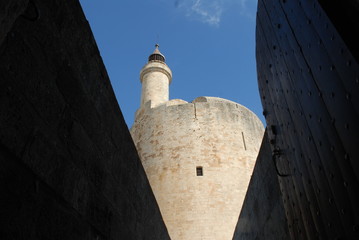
left=232, top=131, right=289, bottom=240
left=140, top=60, right=172, bottom=108
left=131, top=96, right=264, bottom=240
left=0, top=0, right=169, bottom=239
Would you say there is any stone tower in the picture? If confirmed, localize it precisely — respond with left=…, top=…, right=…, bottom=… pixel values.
left=140, top=44, right=172, bottom=108
left=130, top=45, right=264, bottom=240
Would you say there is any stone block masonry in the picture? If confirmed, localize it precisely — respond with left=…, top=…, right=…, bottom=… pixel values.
left=0, top=0, right=169, bottom=239
left=131, top=97, right=264, bottom=240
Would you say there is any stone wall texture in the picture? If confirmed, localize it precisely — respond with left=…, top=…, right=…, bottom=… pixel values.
left=232, top=130, right=289, bottom=240
left=140, top=61, right=172, bottom=108
left=131, top=96, right=264, bottom=240
left=0, top=0, right=169, bottom=239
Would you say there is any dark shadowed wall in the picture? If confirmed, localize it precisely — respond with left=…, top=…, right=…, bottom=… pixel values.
left=0, top=0, right=169, bottom=239
left=232, top=131, right=289, bottom=240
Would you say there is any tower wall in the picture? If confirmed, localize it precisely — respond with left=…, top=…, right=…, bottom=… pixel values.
left=131, top=97, right=264, bottom=240
left=140, top=61, right=172, bottom=107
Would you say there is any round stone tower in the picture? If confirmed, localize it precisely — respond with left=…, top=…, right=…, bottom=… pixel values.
left=140, top=44, right=172, bottom=108
left=131, top=45, right=264, bottom=240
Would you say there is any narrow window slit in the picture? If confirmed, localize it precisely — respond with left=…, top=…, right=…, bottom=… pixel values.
left=196, top=166, right=203, bottom=176
left=242, top=132, right=247, bottom=150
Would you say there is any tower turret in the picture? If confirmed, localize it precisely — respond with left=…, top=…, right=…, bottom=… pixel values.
left=140, top=44, right=172, bottom=108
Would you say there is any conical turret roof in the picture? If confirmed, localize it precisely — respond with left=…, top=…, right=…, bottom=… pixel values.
left=148, top=44, right=166, bottom=63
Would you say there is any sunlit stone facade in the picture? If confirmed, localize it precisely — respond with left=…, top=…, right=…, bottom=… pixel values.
left=130, top=46, right=264, bottom=240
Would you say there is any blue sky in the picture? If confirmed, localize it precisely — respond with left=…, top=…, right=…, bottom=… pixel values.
left=79, top=0, right=264, bottom=127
